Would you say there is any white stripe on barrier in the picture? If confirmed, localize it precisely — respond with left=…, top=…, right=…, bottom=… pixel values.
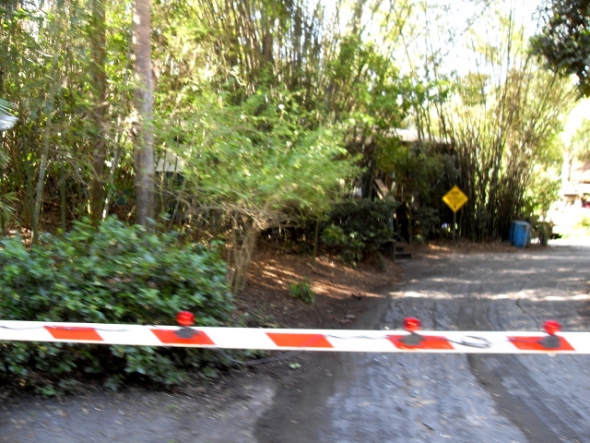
left=0, top=320, right=588, bottom=353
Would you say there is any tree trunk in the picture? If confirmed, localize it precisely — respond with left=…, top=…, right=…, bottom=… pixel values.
left=32, top=119, right=51, bottom=245
left=133, top=0, right=155, bottom=229
left=89, top=0, right=108, bottom=225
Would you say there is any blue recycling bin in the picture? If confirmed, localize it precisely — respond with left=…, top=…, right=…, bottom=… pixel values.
left=511, top=221, right=530, bottom=248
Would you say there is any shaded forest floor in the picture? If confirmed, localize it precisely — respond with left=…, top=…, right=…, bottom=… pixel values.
left=237, top=239, right=519, bottom=331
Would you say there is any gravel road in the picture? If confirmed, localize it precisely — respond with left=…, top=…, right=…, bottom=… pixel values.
left=256, top=240, right=590, bottom=443
left=2, top=240, right=589, bottom=443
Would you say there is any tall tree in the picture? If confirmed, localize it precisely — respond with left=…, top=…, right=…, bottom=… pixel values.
left=531, top=0, right=590, bottom=96
left=89, top=0, right=108, bottom=224
left=133, top=0, right=155, bottom=228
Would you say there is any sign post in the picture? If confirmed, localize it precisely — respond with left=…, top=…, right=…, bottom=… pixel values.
left=442, top=186, right=468, bottom=241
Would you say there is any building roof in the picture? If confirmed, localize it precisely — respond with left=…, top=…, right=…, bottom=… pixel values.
left=571, top=160, right=590, bottom=183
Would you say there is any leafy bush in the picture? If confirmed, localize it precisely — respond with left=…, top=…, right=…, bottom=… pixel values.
left=320, top=224, right=364, bottom=265
left=289, top=279, right=315, bottom=304
left=320, top=199, right=397, bottom=265
left=414, top=206, right=440, bottom=240
left=0, top=217, right=235, bottom=393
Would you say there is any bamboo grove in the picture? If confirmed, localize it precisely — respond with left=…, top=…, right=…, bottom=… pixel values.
left=0, top=0, right=576, bottom=288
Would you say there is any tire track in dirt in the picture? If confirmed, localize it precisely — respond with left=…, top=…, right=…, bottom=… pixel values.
left=256, top=243, right=590, bottom=443
left=432, top=246, right=590, bottom=443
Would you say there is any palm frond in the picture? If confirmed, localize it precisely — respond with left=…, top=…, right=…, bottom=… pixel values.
left=0, top=99, right=18, bottom=131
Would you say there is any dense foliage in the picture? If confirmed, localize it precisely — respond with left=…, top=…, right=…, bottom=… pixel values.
left=0, top=0, right=573, bottom=246
left=532, top=0, right=590, bottom=97
left=0, top=218, right=234, bottom=393
left=412, top=9, right=574, bottom=240
left=158, top=88, right=359, bottom=292
left=320, top=199, right=398, bottom=265
left=0, top=0, right=579, bottom=393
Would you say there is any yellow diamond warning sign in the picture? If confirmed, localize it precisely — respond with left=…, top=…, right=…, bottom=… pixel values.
left=443, top=186, right=468, bottom=213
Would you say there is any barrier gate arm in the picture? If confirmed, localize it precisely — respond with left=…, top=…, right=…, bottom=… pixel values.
left=0, top=316, right=588, bottom=354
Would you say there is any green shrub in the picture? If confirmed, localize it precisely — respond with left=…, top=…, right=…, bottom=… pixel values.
left=414, top=206, right=440, bottom=239
left=0, top=217, right=235, bottom=393
left=289, top=279, right=315, bottom=304
left=320, top=199, right=397, bottom=265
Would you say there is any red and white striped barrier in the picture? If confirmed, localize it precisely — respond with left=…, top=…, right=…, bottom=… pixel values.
left=0, top=316, right=587, bottom=354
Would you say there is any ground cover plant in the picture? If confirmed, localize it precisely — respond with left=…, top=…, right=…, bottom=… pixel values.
left=0, top=217, right=235, bottom=394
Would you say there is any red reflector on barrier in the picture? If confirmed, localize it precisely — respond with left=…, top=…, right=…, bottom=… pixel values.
left=266, top=333, right=333, bottom=348
left=544, top=320, right=561, bottom=335
left=404, top=317, right=421, bottom=333
left=151, top=329, right=215, bottom=345
left=45, top=326, right=103, bottom=341
left=176, top=311, right=195, bottom=327
left=508, top=336, right=574, bottom=351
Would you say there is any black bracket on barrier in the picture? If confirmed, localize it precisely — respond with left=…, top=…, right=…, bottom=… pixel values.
left=400, top=332, right=424, bottom=346
left=539, top=334, right=560, bottom=349
left=175, top=327, right=199, bottom=339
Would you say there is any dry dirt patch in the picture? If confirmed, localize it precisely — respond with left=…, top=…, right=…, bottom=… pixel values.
left=236, top=240, right=526, bottom=329
left=237, top=246, right=401, bottom=329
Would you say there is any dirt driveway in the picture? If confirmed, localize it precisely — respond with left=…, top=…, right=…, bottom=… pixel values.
left=2, top=240, right=590, bottom=443
left=256, top=240, right=590, bottom=443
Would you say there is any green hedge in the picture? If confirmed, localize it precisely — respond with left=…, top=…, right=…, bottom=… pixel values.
left=0, top=217, right=235, bottom=394
left=320, top=199, right=397, bottom=265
